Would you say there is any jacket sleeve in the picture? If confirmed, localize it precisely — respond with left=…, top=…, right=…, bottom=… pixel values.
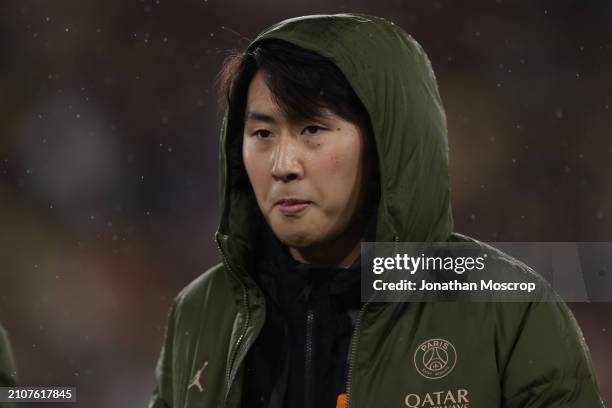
left=501, top=299, right=604, bottom=408
left=0, top=324, right=17, bottom=408
left=148, top=300, right=178, bottom=408
left=0, top=324, right=17, bottom=387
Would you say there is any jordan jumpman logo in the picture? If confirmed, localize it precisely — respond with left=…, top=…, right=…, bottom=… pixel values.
left=187, top=361, right=209, bottom=393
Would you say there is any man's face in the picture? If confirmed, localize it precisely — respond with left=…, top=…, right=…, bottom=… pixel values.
left=242, top=70, right=371, bottom=249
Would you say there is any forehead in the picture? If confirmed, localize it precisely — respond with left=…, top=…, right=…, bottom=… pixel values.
left=244, top=72, right=279, bottom=115
left=246, top=71, right=273, bottom=105
left=244, top=72, right=336, bottom=124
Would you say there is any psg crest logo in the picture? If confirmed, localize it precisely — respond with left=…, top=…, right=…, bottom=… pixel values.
left=414, top=338, right=457, bottom=379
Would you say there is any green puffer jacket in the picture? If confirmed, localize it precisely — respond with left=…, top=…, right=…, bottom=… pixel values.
left=1, top=323, right=17, bottom=408
left=149, top=13, right=604, bottom=408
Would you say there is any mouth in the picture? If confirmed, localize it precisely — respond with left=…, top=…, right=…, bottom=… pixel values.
left=275, top=198, right=312, bottom=215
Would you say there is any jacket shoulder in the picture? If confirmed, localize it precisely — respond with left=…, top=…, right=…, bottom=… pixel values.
left=174, top=262, right=235, bottom=308
left=167, top=262, right=239, bottom=351
left=448, top=234, right=603, bottom=406
left=449, top=232, right=556, bottom=300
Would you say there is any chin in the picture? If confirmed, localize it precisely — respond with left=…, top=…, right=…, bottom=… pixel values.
left=271, top=223, right=320, bottom=248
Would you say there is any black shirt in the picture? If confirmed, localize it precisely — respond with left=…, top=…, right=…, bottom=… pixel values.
left=241, top=220, right=366, bottom=408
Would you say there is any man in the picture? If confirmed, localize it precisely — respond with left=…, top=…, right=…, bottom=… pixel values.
left=149, top=13, right=604, bottom=408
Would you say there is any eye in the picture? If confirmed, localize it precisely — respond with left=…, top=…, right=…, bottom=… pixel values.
left=252, top=129, right=272, bottom=138
left=301, top=125, right=325, bottom=135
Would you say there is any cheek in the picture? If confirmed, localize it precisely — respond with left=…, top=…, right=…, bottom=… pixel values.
left=243, top=143, right=269, bottom=197
left=316, top=150, right=363, bottom=204
left=327, top=141, right=363, bottom=181
left=328, top=154, right=342, bottom=173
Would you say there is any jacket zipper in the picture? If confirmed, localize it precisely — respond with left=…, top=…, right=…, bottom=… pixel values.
left=345, top=302, right=368, bottom=408
left=345, top=234, right=399, bottom=408
left=304, top=308, right=315, bottom=408
left=216, top=236, right=251, bottom=406
left=218, top=231, right=398, bottom=407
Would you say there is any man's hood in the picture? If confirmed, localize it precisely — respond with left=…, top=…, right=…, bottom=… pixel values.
left=215, top=13, right=453, bottom=283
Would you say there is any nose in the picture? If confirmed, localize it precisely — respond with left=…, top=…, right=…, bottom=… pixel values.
left=271, top=134, right=303, bottom=182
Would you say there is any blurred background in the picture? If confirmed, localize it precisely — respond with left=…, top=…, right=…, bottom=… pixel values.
left=0, top=0, right=610, bottom=406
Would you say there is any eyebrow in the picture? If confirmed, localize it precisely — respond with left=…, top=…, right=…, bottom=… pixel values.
left=244, top=111, right=277, bottom=124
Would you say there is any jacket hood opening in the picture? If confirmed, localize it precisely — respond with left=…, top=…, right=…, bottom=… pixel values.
left=216, top=13, right=454, bottom=284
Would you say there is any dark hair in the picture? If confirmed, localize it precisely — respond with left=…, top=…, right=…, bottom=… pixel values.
left=218, top=39, right=373, bottom=138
